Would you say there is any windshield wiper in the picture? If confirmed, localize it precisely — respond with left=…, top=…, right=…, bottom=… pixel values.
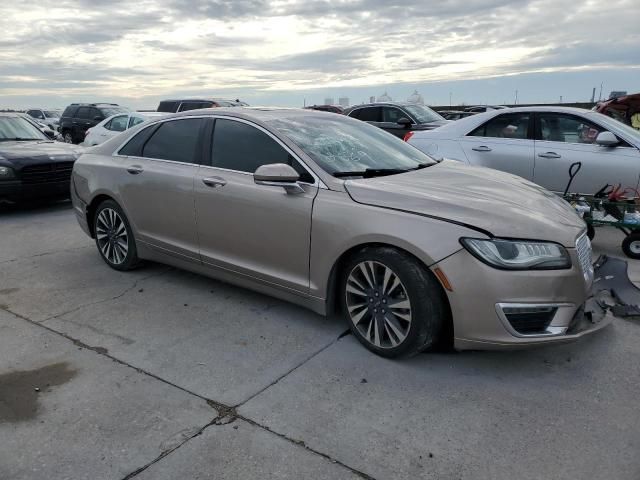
left=333, top=162, right=435, bottom=178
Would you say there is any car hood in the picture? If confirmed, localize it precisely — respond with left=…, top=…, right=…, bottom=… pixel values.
left=344, top=160, right=586, bottom=247
left=0, top=141, right=83, bottom=168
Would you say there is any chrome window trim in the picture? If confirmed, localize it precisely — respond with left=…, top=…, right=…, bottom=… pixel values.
left=112, top=114, right=326, bottom=189
left=495, top=302, right=575, bottom=338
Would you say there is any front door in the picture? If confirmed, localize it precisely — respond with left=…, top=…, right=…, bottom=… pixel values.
left=533, top=112, right=640, bottom=194
left=194, top=117, right=318, bottom=293
left=458, top=111, right=535, bottom=181
left=117, top=117, right=207, bottom=260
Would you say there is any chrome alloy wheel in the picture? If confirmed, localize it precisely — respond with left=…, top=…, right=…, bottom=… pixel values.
left=63, top=132, right=73, bottom=144
left=345, top=261, right=412, bottom=349
left=96, top=208, right=129, bottom=265
left=630, top=240, right=640, bottom=255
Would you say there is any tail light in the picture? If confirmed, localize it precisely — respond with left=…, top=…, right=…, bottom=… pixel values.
left=403, top=131, right=415, bottom=142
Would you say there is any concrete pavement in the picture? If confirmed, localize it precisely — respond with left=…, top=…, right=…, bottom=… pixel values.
left=1, top=201, right=639, bottom=479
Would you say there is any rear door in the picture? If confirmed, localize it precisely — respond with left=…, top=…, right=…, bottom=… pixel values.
left=533, top=112, right=640, bottom=194
left=74, top=107, right=92, bottom=140
left=194, top=117, right=318, bottom=293
left=458, top=111, right=535, bottom=180
left=116, top=117, right=206, bottom=260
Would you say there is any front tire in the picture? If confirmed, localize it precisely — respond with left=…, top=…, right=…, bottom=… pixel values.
left=63, top=131, right=74, bottom=144
left=93, top=200, right=140, bottom=270
left=339, top=247, right=447, bottom=358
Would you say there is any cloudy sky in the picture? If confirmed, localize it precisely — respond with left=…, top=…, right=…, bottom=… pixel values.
left=0, top=0, right=638, bottom=109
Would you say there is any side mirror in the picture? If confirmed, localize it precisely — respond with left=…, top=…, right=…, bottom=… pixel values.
left=595, top=131, right=619, bottom=146
left=254, top=163, right=304, bottom=194
left=397, top=117, right=412, bottom=128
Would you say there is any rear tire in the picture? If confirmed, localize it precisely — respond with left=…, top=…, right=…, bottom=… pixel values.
left=339, top=247, right=447, bottom=358
left=622, top=233, right=640, bottom=260
left=93, top=200, right=140, bottom=271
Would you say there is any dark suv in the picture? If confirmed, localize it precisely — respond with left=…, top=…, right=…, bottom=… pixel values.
left=344, top=102, right=449, bottom=138
left=157, top=98, right=247, bottom=113
left=59, top=103, right=128, bottom=144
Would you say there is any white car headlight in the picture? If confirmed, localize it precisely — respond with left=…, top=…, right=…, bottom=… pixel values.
left=460, top=238, right=571, bottom=270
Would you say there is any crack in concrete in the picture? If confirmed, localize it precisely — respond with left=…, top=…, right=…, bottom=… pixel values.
left=235, top=327, right=351, bottom=409
left=1, top=305, right=372, bottom=480
left=38, top=267, right=173, bottom=324
left=0, top=244, right=94, bottom=266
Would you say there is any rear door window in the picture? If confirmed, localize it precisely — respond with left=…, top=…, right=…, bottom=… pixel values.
left=157, top=101, right=178, bottom=113
left=356, top=107, right=382, bottom=122
left=468, top=113, right=531, bottom=139
left=141, top=118, right=206, bottom=164
left=76, top=107, right=91, bottom=119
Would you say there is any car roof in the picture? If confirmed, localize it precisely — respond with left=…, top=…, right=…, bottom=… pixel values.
left=347, top=102, right=423, bottom=108
left=166, top=106, right=339, bottom=122
left=411, top=105, right=610, bottom=138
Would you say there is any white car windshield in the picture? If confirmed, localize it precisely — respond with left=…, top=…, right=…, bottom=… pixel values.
left=0, top=117, right=47, bottom=141
left=266, top=114, right=437, bottom=175
left=45, top=111, right=61, bottom=118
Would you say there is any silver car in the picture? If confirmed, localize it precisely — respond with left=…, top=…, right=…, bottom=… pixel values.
left=71, top=108, right=609, bottom=357
left=407, top=106, right=640, bottom=195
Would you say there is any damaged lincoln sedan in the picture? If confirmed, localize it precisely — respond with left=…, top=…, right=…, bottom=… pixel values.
left=71, top=108, right=610, bottom=357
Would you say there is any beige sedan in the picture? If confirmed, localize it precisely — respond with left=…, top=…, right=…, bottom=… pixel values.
left=71, top=108, right=609, bottom=357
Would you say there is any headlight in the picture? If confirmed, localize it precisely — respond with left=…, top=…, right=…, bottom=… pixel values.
left=0, top=166, right=15, bottom=180
left=460, top=238, right=571, bottom=270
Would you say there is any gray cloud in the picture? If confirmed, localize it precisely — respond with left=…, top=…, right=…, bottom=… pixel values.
left=0, top=0, right=637, bottom=108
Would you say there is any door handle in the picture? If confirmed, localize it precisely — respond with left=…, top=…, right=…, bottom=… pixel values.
left=472, top=146, right=492, bottom=152
left=538, top=152, right=561, bottom=159
left=126, top=165, right=144, bottom=174
left=202, top=176, right=227, bottom=188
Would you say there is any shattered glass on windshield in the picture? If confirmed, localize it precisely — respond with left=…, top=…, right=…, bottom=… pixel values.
left=266, top=115, right=435, bottom=175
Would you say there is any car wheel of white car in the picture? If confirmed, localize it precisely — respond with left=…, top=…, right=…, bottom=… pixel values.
left=93, top=200, right=140, bottom=271
left=340, top=246, right=447, bottom=358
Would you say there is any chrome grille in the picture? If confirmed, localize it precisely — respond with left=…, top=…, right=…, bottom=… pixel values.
left=576, top=233, right=593, bottom=283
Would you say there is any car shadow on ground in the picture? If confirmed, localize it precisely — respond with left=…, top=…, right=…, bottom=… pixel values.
left=0, top=198, right=72, bottom=216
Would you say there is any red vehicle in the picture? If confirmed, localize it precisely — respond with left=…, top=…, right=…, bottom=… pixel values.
left=595, top=93, right=640, bottom=130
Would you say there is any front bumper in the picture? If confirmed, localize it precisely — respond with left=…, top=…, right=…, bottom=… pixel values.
left=434, top=247, right=612, bottom=350
left=0, top=179, right=71, bottom=203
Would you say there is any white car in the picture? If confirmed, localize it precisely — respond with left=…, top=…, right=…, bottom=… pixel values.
left=407, top=106, right=640, bottom=195
left=82, top=112, right=168, bottom=146
left=25, top=108, right=62, bottom=130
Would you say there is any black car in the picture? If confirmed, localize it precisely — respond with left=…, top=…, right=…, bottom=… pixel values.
left=304, top=104, right=344, bottom=114
left=344, top=102, right=449, bottom=138
left=157, top=98, right=248, bottom=113
left=438, top=110, right=477, bottom=121
left=0, top=113, right=83, bottom=203
left=59, top=103, right=128, bottom=144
